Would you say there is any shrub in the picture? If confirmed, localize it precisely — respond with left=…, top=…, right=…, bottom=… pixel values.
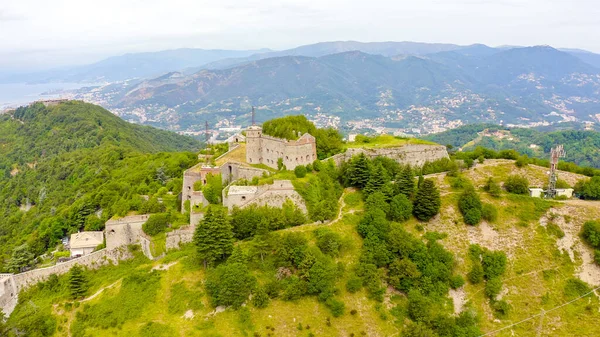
left=326, top=298, right=345, bottom=317
left=482, top=251, right=507, bottom=280
left=294, top=165, right=307, bottom=178
left=504, top=175, right=529, bottom=195
left=492, top=300, right=511, bottom=318
left=468, top=264, right=484, bottom=284
left=464, top=208, right=482, bottom=226
left=484, top=178, right=502, bottom=198
left=564, top=278, right=591, bottom=298
left=481, top=204, right=498, bottom=222
left=315, top=229, right=344, bottom=257
left=485, top=277, right=503, bottom=299
left=350, top=309, right=358, bottom=315
left=458, top=187, right=482, bottom=225
left=252, top=286, right=270, bottom=309
left=582, top=220, right=600, bottom=248
left=346, top=275, right=363, bottom=293
left=515, top=155, right=529, bottom=168
left=142, top=213, right=170, bottom=236
left=449, top=275, right=466, bottom=289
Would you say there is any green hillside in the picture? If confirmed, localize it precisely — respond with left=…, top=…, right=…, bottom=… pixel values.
left=423, top=124, right=600, bottom=168
left=5, top=153, right=600, bottom=337
left=0, top=101, right=200, bottom=271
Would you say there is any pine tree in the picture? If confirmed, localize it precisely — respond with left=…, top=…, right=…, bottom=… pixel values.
left=412, top=179, right=441, bottom=221
left=364, top=163, right=389, bottom=195
left=347, top=154, right=370, bottom=188
left=69, top=265, right=88, bottom=299
left=458, top=187, right=483, bottom=225
left=395, top=165, right=415, bottom=198
left=194, top=205, right=234, bottom=268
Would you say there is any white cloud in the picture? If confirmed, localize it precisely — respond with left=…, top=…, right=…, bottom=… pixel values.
left=0, top=0, right=599, bottom=69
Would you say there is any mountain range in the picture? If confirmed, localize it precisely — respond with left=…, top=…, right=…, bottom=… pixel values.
left=3, top=41, right=600, bottom=133
left=71, top=43, right=600, bottom=133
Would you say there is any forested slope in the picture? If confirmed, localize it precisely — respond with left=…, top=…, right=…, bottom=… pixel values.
left=0, top=101, right=200, bottom=271
left=423, top=124, right=600, bottom=168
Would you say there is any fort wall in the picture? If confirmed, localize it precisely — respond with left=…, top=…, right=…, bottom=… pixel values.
left=1, top=248, right=131, bottom=317
left=327, top=144, right=449, bottom=167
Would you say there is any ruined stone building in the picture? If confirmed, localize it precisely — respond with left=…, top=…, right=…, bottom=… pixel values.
left=245, top=125, right=317, bottom=170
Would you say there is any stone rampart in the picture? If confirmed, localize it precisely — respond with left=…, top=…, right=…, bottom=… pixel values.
left=327, top=144, right=449, bottom=167
left=11, top=248, right=128, bottom=292
left=166, top=226, right=196, bottom=250
left=1, top=248, right=131, bottom=317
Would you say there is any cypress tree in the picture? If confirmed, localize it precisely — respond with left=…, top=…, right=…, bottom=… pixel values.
left=69, top=265, right=88, bottom=299
left=348, top=154, right=370, bottom=188
left=413, top=179, right=441, bottom=221
left=395, top=165, right=415, bottom=198
left=194, top=205, right=234, bottom=268
left=364, top=163, right=389, bottom=195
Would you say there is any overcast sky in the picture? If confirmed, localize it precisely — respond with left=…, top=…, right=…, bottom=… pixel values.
left=1, top=0, right=599, bottom=71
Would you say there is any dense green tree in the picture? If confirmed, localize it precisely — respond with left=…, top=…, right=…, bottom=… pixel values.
left=388, top=258, right=421, bottom=292
left=347, top=154, right=371, bottom=188
left=575, top=177, right=600, bottom=200
left=389, top=194, right=413, bottom=222
left=413, top=179, right=441, bottom=221
left=314, top=228, right=344, bottom=257
left=194, top=206, right=234, bottom=267
left=205, top=262, right=256, bottom=308
left=395, top=165, right=415, bottom=198
left=7, top=243, right=35, bottom=273
left=69, top=265, right=88, bottom=299
left=365, top=192, right=390, bottom=215
left=142, top=213, right=170, bottom=236
left=504, top=175, right=529, bottom=195
left=364, top=163, right=390, bottom=195
left=458, top=187, right=482, bottom=225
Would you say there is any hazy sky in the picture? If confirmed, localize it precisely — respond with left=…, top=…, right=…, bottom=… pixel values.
left=1, top=0, right=599, bottom=71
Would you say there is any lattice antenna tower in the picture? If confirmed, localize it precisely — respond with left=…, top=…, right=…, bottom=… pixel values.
left=547, top=144, right=565, bottom=198
left=251, top=106, right=256, bottom=126
left=205, top=121, right=210, bottom=162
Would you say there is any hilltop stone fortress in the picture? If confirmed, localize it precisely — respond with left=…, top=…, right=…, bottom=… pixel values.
left=1, top=123, right=449, bottom=318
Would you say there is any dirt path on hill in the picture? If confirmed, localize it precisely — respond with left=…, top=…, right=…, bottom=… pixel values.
left=81, top=280, right=120, bottom=302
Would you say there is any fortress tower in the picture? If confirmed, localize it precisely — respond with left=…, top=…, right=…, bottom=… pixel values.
left=245, top=125, right=317, bottom=170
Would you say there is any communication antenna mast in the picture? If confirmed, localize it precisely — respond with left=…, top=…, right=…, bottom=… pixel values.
left=546, top=145, right=565, bottom=198
left=204, top=121, right=210, bottom=162
left=251, top=106, right=256, bottom=126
